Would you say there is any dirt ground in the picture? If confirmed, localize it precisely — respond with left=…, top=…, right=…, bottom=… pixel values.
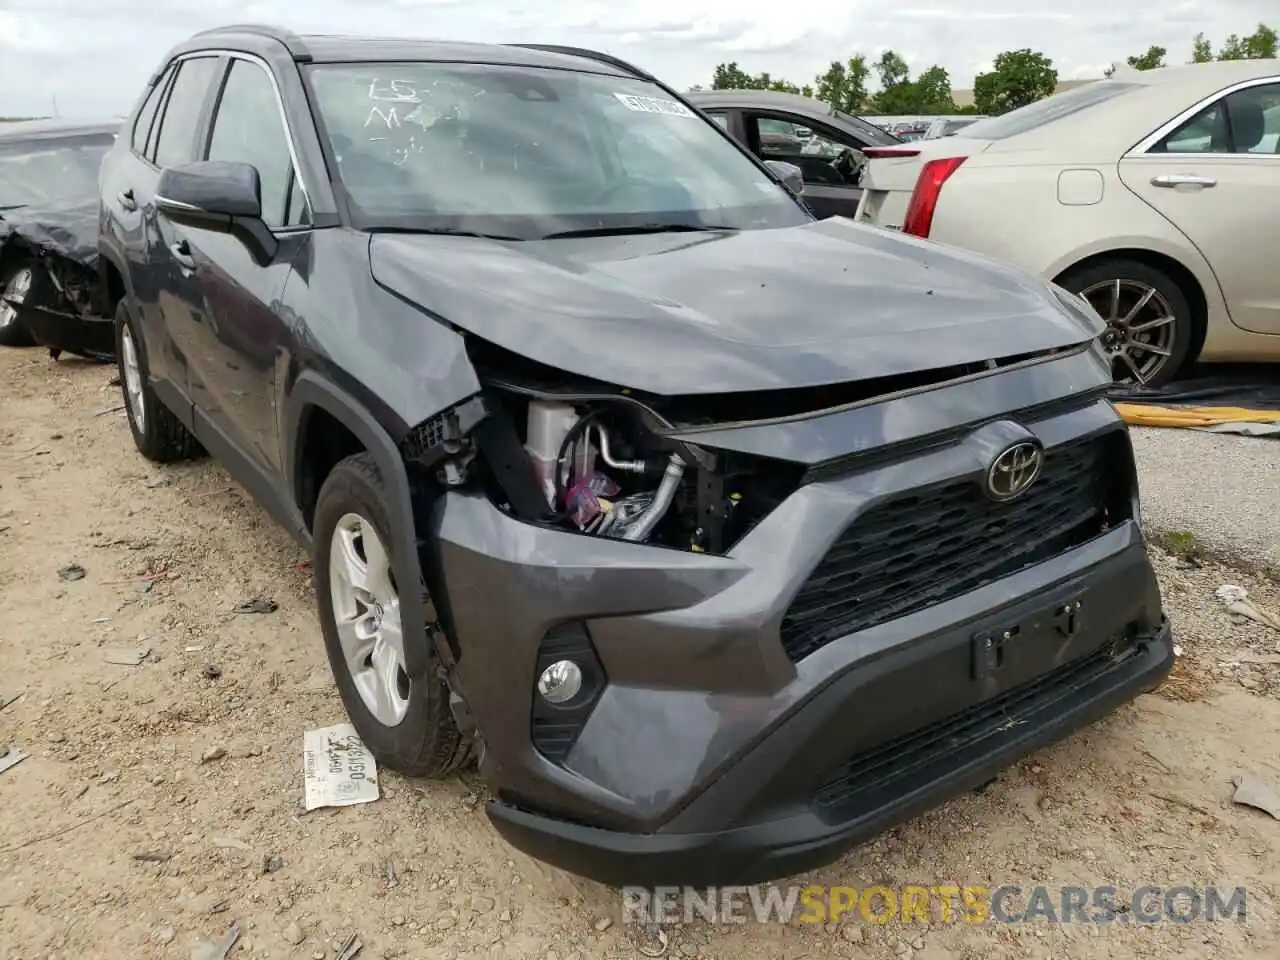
left=2, top=348, right=1279, bottom=960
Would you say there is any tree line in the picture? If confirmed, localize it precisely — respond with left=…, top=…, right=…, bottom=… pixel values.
left=699, top=23, right=1277, bottom=117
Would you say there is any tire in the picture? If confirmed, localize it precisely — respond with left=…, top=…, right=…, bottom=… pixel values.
left=312, top=452, right=468, bottom=778
left=114, top=300, right=202, bottom=462
left=0, top=260, right=40, bottom=347
left=1057, top=258, right=1196, bottom=388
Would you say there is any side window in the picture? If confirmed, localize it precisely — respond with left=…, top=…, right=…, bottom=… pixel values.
left=748, top=114, right=861, bottom=186
left=205, top=59, right=307, bottom=228
left=153, top=56, right=220, bottom=169
left=1227, top=83, right=1280, bottom=154
left=1155, top=83, right=1280, bottom=154
left=705, top=111, right=729, bottom=131
left=131, top=65, right=174, bottom=156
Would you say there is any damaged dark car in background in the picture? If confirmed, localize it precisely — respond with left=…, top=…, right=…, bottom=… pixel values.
left=99, top=27, right=1175, bottom=888
left=0, top=119, right=119, bottom=360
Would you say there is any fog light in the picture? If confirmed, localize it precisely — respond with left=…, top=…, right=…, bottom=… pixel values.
left=537, top=660, right=582, bottom=704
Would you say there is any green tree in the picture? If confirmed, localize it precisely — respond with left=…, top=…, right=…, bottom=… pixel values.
left=972, top=49, right=1058, bottom=115
left=711, top=62, right=756, bottom=89
left=1217, top=23, right=1278, bottom=60
left=709, top=62, right=810, bottom=96
left=1189, top=23, right=1277, bottom=62
left=870, top=50, right=915, bottom=113
left=1127, top=45, right=1167, bottom=70
left=814, top=56, right=870, bottom=113
left=913, top=65, right=956, bottom=114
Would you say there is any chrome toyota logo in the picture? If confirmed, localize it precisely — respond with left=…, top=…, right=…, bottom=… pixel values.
left=985, top=441, right=1044, bottom=501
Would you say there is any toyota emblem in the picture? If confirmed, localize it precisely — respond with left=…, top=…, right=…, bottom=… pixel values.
left=984, top=441, right=1044, bottom=501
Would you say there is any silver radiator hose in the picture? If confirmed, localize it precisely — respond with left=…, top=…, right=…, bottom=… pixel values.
left=620, top=453, right=686, bottom=542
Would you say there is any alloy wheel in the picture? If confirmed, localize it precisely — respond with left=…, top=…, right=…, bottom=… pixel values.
left=329, top=512, right=410, bottom=726
left=0, top=266, right=33, bottom=329
left=1080, top=278, right=1177, bottom=385
left=120, top=325, right=147, bottom=432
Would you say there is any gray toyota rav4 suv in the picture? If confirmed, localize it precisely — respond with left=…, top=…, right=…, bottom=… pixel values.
left=96, top=25, right=1173, bottom=887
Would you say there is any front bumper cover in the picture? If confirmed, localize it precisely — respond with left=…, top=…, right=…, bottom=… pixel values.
left=487, top=617, right=1172, bottom=887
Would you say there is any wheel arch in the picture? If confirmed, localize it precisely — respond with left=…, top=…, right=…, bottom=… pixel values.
left=96, top=247, right=133, bottom=316
left=284, top=370, right=440, bottom=682
left=1052, top=246, right=1210, bottom=368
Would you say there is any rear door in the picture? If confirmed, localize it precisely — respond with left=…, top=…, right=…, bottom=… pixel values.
left=172, top=54, right=311, bottom=475
left=98, top=62, right=183, bottom=395
left=1118, top=77, right=1280, bottom=335
left=139, top=54, right=224, bottom=417
left=741, top=111, right=869, bottom=218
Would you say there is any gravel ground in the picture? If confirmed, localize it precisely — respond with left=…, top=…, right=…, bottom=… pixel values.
left=2, top=350, right=1280, bottom=960
left=1131, top=428, right=1280, bottom=572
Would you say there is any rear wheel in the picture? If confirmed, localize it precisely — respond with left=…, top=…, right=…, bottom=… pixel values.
left=115, top=300, right=201, bottom=462
left=1058, top=258, right=1195, bottom=387
left=0, top=261, right=39, bottom=347
left=312, top=452, right=469, bottom=778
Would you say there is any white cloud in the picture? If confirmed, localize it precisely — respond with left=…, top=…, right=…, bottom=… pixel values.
left=0, top=0, right=1274, bottom=117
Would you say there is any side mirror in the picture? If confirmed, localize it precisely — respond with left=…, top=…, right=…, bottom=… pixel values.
left=765, top=159, right=804, bottom=198
left=155, top=160, right=278, bottom=264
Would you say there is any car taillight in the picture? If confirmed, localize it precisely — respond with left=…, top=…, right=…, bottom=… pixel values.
left=902, top=156, right=966, bottom=238
left=860, top=147, right=921, bottom=159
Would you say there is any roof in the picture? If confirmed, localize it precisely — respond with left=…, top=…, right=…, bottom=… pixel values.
left=0, top=118, right=120, bottom=144
left=182, top=25, right=643, bottom=78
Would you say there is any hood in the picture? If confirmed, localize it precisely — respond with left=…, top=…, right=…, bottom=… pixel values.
left=0, top=200, right=99, bottom=267
left=368, top=216, right=1101, bottom=396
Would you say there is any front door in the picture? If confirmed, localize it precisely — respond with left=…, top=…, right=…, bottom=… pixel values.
left=743, top=111, right=866, bottom=218
left=1119, top=78, right=1280, bottom=335
left=174, top=55, right=311, bottom=474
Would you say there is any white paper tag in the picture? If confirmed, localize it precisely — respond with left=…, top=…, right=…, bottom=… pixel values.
left=303, top=723, right=380, bottom=811
left=613, top=93, right=695, bottom=118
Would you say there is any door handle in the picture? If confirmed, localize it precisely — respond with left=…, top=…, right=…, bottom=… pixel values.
left=119, top=189, right=137, bottom=211
left=169, top=240, right=196, bottom=271
left=1150, top=173, right=1216, bottom=188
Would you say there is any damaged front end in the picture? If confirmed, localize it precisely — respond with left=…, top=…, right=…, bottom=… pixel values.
left=0, top=207, right=114, bottom=362
left=401, top=337, right=815, bottom=562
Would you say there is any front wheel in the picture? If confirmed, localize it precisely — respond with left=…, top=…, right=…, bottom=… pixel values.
left=1058, top=258, right=1196, bottom=387
left=312, top=452, right=469, bottom=778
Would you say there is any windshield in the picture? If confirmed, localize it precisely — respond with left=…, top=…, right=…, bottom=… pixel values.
left=959, top=82, right=1142, bottom=141
left=305, top=62, right=810, bottom=238
left=0, top=134, right=114, bottom=210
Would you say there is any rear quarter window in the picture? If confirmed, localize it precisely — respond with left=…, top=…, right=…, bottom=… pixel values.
left=959, top=82, right=1142, bottom=140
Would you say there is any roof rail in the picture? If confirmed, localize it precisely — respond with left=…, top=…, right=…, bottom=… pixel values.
left=506, top=43, right=652, bottom=80
left=189, top=23, right=313, bottom=61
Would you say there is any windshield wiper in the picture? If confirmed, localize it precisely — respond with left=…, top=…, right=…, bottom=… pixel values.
left=539, top=223, right=736, bottom=240
left=0, top=204, right=29, bottom=213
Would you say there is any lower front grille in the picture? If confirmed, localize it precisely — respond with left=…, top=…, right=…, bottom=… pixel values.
left=780, top=430, right=1132, bottom=662
left=813, top=633, right=1137, bottom=819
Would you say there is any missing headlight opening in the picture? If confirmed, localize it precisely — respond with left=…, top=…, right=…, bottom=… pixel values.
left=404, top=338, right=806, bottom=555
left=481, top=390, right=802, bottom=554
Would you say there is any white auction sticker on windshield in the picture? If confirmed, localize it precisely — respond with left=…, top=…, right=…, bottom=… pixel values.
left=613, top=93, right=695, bottom=118
left=302, top=723, right=380, bottom=811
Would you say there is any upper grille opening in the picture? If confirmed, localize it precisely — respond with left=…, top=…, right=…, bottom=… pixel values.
left=780, top=430, right=1133, bottom=663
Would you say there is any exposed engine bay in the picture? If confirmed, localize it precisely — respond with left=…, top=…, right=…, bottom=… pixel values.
left=400, top=341, right=807, bottom=555
left=482, top=392, right=802, bottom=554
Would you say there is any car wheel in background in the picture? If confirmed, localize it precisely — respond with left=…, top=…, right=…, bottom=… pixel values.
left=1058, top=258, right=1195, bottom=387
left=0, top=261, right=41, bottom=347
left=312, top=452, right=470, bottom=778
left=114, top=300, right=202, bottom=462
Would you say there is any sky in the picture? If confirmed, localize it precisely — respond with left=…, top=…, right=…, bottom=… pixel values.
left=0, top=0, right=1274, bottom=118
